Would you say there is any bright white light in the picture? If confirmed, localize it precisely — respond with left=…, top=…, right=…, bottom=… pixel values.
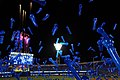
left=54, top=43, right=62, bottom=51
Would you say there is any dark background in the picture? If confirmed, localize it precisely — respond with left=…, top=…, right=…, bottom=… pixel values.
left=0, top=0, right=120, bottom=64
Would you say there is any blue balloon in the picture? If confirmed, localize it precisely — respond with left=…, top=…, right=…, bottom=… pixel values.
left=66, top=26, right=72, bottom=35
left=92, top=18, right=97, bottom=30
left=36, top=7, right=42, bottom=14
left=97, top=27, right=110, bottom=40
left=38, top=46, right=43, bottom=54
left=97, top=27, right=120, bottom=71
left=97, top=40, right=103, bottom=51
left=113, top=23, right=117, bottom=30
left=64, top=58, right=81, bottom=80
left=42, top=14, right=50, bottom=21
left=78, top=4, right=82, bottom=16
left=49, top=58, right=58, bottom=67
left=52, top=24, right=58, bottom=36
left=10, top=18, right=15, bottom=29
left=27, top=27, right=33, bottom=35
left=61, top=36, right=65, bottom=42
left=29, top=14, right=38, bottom=27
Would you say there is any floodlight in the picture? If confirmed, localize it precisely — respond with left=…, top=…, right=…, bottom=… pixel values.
left=54, top=43, right=62, bottom=51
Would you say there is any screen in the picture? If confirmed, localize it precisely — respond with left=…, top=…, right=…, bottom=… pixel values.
left=9, top=52, right=34, bottom=65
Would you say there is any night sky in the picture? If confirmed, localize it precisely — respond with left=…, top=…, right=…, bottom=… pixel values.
left=0, top=0, right=120, bottom=64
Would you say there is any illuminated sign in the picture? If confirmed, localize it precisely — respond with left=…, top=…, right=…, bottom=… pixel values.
left=9, top=52, right=34, bottom=65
